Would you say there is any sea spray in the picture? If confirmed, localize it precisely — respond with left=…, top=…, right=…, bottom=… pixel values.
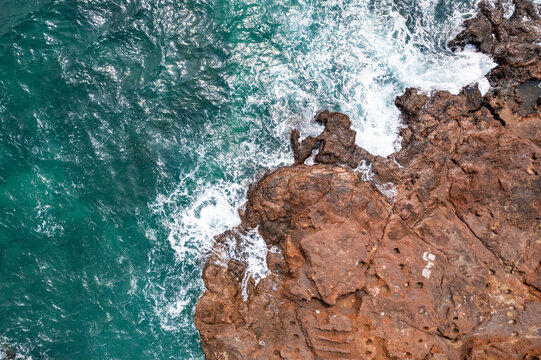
left=219, top=228, right=271, bottom=301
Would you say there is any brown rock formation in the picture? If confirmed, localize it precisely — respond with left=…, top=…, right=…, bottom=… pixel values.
left=195, top=0, right=541, bottom=358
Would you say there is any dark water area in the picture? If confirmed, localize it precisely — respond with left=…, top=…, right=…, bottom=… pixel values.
left=0, top=0, right=495, bottom=358
left=518, top=79, right=541, bottom=115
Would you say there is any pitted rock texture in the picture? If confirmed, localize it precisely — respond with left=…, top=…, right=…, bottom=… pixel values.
left=195, top=1, right=541, bottom=359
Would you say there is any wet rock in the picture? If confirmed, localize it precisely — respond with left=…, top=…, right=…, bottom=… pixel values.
left=195, top=1, right=541, bottom=359
left=290, top=129, right=317, bottom=165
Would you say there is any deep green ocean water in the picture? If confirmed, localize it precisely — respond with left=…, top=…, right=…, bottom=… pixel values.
left=0, top=0, right=501, bottom=358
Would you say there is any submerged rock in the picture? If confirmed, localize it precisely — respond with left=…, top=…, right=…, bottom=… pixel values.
left=195, top=0, right=541, bottom=358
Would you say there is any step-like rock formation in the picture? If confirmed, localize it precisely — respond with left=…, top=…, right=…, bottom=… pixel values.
left=195, top=1, right=541, bottom=358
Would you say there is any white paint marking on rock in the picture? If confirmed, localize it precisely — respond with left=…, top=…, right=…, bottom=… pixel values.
left=421, top=251, right=436, bottom=279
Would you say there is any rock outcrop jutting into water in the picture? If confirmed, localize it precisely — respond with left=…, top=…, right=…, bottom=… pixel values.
left=195, top=0, right=541, bottom=358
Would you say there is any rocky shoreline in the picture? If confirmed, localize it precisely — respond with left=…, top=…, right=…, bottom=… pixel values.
left=195, top=1, right=541, bottom=358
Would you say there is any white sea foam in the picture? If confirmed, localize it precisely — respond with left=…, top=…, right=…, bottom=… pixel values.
left=304, top=148, right=319, bottom=166
left=0, top=336, right=34, bottom=360
left=502, top=0, right=516, bottom=19
left=220, top=228, right=270, bottom=301
left=376, top=182, right=398, bottom=200
left=353, top=160, right=397, bottom=199
left=150, top=180, right=244, bottom=263
left=230, top=0, right=496, bottom=157
left=354, top=160, right=375, bottom=181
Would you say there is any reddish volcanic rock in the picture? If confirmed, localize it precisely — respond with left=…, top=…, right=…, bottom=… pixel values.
left=195, top=1, right=541, bottom=359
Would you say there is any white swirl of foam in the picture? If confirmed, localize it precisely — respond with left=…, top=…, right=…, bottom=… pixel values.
left=229, top=0, right=496, bottom=157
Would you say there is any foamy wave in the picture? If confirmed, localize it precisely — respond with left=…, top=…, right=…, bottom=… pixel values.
left=229, top=0, right=496, bottom=157
left=151, top=182, right=244, bottom=262
left=219, top=228, right=270, bottom=301
left=0, top=336, right=34, bottom=360
left=399, top=45, right=496, bottom=95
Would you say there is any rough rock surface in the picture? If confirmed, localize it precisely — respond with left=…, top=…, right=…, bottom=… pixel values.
left=195, top=1, right=541, bottom=359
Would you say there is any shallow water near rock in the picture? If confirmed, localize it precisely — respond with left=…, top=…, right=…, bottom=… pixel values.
left=0, top=0, right=497, bottom=358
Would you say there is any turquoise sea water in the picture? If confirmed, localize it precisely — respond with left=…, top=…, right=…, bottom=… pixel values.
left=0, top=0, right=498, bottom=358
